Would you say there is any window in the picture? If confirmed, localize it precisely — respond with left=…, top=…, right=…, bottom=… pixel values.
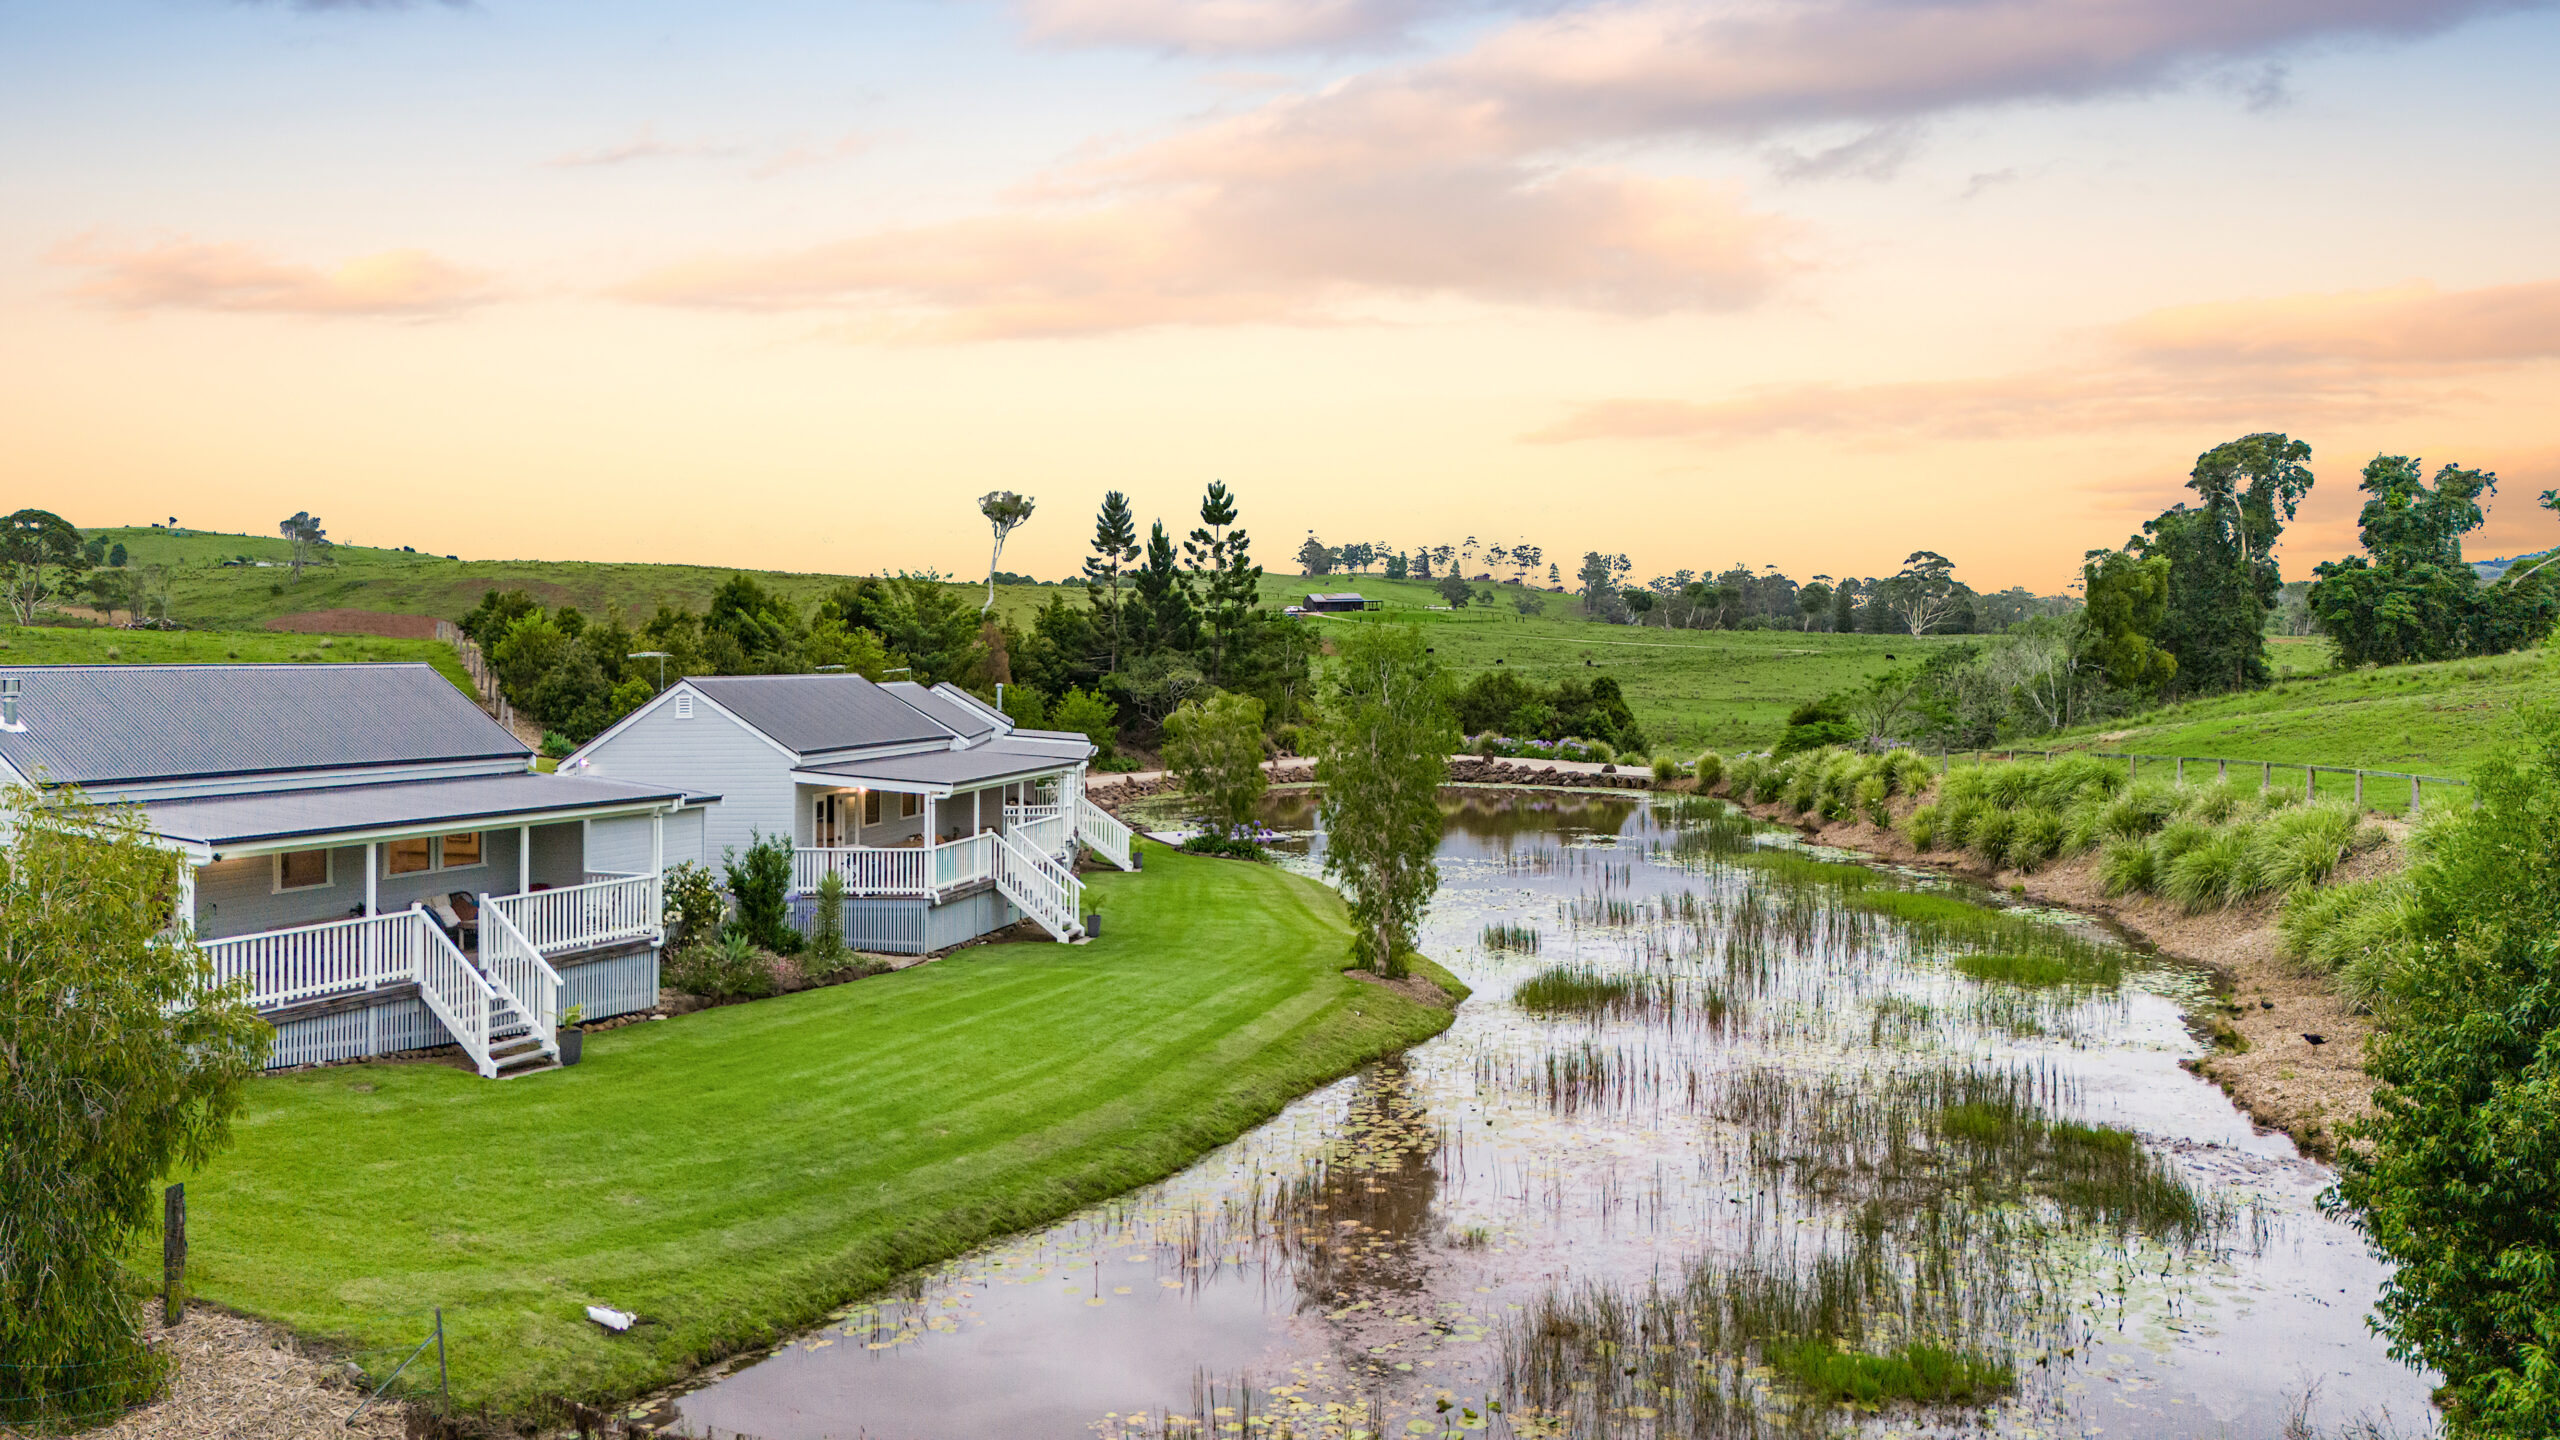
left=862, top=790, right=881, bottom=826
left=275, top=849, right=332, bottom=892
left=383, top=833, right=485, bottom=877
left=674, top=692, right=694, bottom=720
left=900, top=793, right=921, bottom=819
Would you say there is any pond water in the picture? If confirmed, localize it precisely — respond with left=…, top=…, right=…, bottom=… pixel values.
left=673, top=789, right=2430, bottom=1440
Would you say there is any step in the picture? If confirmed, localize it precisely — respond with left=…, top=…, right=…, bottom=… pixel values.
left=494, top=1056, right=562, bottom=1080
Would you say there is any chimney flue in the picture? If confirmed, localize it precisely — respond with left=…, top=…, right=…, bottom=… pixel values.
left=0, top=676, right=20, bottom=732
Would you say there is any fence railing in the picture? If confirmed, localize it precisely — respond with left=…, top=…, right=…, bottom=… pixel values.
left=1075, top=796, right=1136, bottom=869
left=201, top=908, right=425, bottom=1010
left=414, top=921, right=498, bottom=1076
left=933, top=832, right=995, bottom=890
left=486, top=873, right=660, bottom=954
left=1005, top=803, right=1071, bottom=858
left=1937, top=747, right=2471, bottom=811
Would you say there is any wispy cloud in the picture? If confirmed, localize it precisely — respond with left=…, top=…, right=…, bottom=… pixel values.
left=54, top=237, right=498, bottom=318
left=544, top=125, right=736, bottom=169
left=1528, top=276, right=2559, bottom=445
left=1015, top=0, right=1457, bottom=54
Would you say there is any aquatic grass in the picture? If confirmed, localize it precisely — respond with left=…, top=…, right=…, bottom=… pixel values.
left=1480, top=922, right=1541, bottom=954
left=1868, top=995, right=1938, bottom=1046
left=1735, top=848, right=1876, bottom=890
left=1693, top=750, right=1725, bottom=789
left=1952, top=951, right=2125, bottom=989
left=1512, top=964, right=1673, bottom=1018
left=1763, top=1339, right=2015, bottom=1407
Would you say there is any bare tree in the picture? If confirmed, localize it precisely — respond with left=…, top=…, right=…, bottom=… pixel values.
left=977, top=491, right=1035, bottom=613
left=1981, top=629, right=2076, bottom=732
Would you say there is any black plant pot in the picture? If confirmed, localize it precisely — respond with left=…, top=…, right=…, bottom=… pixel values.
left=558, top=1028, right=584, bottom=1066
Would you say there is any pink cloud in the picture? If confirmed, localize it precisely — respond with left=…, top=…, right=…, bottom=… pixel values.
left=54, top=237, right=498, bottom=318
left=1530, top=276, right=2552, bottom=445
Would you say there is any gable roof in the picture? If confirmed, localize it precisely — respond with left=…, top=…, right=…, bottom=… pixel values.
left=880, top=681, right=1000, bottom=741
left=684, top=674, right=951, bottom=756
left=0, top=664, right=528, bottom=789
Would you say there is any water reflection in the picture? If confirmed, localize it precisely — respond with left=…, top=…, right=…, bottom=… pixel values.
left=674, top=789, right=2430, bottom=1440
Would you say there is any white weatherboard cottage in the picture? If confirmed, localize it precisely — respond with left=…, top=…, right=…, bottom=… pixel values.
left=0, top=664, right=712, bottom=1078
left=567, top=674, right=1135, bottom=948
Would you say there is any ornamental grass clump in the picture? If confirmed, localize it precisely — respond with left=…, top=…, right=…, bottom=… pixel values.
left=2097, top=837, right=2157, bottom=897
left=1967, top=807, right=2018, bottom=868
left=2004, top=809, right=2067, bottom=872
left=1692, top=750, right=1725, bottom=789
left=1651, top=753, right=1686, bottom=785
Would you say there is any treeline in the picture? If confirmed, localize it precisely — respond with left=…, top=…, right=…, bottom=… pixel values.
left=1579, top=550, right=2070, bottom=635
left=460, top=481, right=1312, bottom=758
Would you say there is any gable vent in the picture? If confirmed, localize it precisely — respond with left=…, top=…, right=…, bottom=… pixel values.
left=674, top=692, right=694, bottom=720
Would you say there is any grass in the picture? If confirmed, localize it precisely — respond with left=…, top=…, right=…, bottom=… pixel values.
left=159, top=842, right=1459, bottom=1416
left=0, top=624, right=473, bottom=693
left=1510, top=963, right=1676, bottom=1019
left=1764, top=1338, right=2015, bottom=1407
left=1950, top=952, right=2121, bottom=989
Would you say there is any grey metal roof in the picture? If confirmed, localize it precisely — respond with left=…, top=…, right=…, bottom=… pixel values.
left=0, top=664, right=528, bottom=788
left=796, top=737, right=1093, bottom=792
left=687, top=674, right=951, bottom=756
left=881, top=681, right=999, bottom=740
left=141, top=773, right=694, bottom=849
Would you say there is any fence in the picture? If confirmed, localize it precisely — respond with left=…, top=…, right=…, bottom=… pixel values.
left=437, top=619, right=525, bottom=739
left=1937, top=747, right=2471, bottom=813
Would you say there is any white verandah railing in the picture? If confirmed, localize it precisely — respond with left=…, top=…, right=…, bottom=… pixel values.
left=486, top=872, right=661, bottom=954
left=792, top=834, right=1001, bottom=897
left=202, top=909, right=425, bottom=1012
left=1074, top=797, right=1135, bottom=870
left=1004, top=803, right=1072, bottom=859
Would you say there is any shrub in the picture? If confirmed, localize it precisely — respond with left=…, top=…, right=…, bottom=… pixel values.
left=1751, top=760, right=1790, bottom=805
left=1163, top=690, right=1269, bottom=838
left=2097, top=837, right=2157, bottom=897
left=1178, top=832, right=1265, bottom=861
left=1903, top=803, right=1940, bottom=851
left=2153, top=818, right=2214, bottom=864
left=804, top=869, right=851, bottom=974
left=660, top=859, right=726, bottom=949
left=1856, top=775, right=1891, bottom=827
left=1050, top=686, right=1121, bottom=755
left=2005, top=808, right=2066, bottom=872
left=2253, top=802, right=2365, bottom=893
left=2179, top=779, right=2259, bottom=825
left=1273, top=723, right=1304, bottom=755
left=2330, top=708, right=2560, bottom=1433
left=1582, top=738, right=1615, bottom=764
left=1937, top=797, right=1988, bottom=851
left=722, top=831, right=800, bottom=955
left=2164, top=824, right=2263, bottom=911
left=1651, top=753, right=1686, bottom=785
left=666, top=931, right=778, bottom=999
left=2097, top=780, right=2180, bottom=840
left=1693, top=751, right=1725, bottom=789
left=1882, top=748, right=1936, bottom=798
left=1968, top=807, right=2017, bottom=867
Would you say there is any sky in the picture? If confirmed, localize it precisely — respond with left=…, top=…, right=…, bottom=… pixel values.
left=2, top=0, right=2556, bottom=595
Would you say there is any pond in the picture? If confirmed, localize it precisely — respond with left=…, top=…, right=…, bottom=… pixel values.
left=672, top=787, right=2429, bottom=1440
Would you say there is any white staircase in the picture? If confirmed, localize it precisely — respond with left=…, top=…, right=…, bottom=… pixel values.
left=1074, top=796, right=1137, bottom=871
left=476, top=904, right=563, bottom=1078
left=994, top=827, right=1086, bottom=942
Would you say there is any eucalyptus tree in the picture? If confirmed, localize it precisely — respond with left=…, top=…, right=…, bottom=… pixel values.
left=2134, top=432, right=2313, bottom=695
left=1163, top=691, right=1269, bottom=840
left=976, top=491, right=1036, bottom=614
left=1317, top=627, right=1457, bottom=978
left=1, top=510, right=87, bottom=624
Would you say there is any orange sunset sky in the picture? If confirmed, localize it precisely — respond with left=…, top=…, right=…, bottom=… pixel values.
left=3, top=0, right=2556, bottom=593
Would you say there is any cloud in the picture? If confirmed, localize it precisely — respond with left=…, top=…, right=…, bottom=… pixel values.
left=1766, top=123, right=1924, bottom=183
left=1530, top=276, right=2557, bottom=445
left=621, top=115, right=1793, bottom=339
left=1015, top=0, right=1455, bottom=54
left=544, top=125, right=736, bottom=169
left=54, top=238, right=498, bottom=318
left=2117, top=280, right=2560, bottom=365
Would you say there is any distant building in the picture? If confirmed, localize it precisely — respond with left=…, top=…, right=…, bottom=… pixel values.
left=1302, top=593, right=1381, bottom=613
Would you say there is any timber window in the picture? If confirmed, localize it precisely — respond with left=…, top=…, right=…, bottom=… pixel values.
left=384, top=833, right=486, bottom=876
left=274, top=848, right=333, bottom=892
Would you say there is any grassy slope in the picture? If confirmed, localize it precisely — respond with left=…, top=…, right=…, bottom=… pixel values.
left=0, top=625, right=474, bottom=693
left=172, top=843, right=1456, bottom=1413
left=2033, top=644, right=2558, bottom=788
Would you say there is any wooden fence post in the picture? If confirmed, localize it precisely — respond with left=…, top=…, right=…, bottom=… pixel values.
left=2354, top=770, right=2365, bottom=808
left=2306, top=765, right=2317, bottom=800
left=163, top=1182, right=185, bottom=1326
left=2218, top=759, right=2228, bottom=782
left=2261, top=761, right=2271, bottom=792
left=2127, top=754, right=2137, bottom=782
left=2174, top=757, right=2184, bottom=783
left=2413, top=774, right=2423, bottom=812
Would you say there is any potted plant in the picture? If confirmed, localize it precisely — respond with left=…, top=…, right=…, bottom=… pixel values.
left=557, top=1004, right=585, bottom=1067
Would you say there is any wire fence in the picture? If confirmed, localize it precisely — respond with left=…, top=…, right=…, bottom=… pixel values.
left=0, top=1310, right=449, bottom=1437
left=1936, top=747, right=2471, bottom=814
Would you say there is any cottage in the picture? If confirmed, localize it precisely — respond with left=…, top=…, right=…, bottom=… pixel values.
left=566, top=674, right=1134, bottom=950
left=0, top=664, right=710, bottom=1077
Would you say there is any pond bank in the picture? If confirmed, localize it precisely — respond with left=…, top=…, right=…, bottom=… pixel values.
left=1717, top=779, right=2392, bottom=1156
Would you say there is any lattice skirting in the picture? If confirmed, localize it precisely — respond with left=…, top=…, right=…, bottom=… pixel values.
left=785, top=888, right=1023, bottom=955
left=259, top=945, right=660, bottom=1069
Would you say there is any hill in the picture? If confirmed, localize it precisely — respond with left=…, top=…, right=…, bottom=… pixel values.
left=0, top=624, right=474, bottom=693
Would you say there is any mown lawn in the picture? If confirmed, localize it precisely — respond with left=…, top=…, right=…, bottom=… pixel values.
left=167, top=843, right=1458, bottom=1414
left=0, top=624, right=474, bottom=693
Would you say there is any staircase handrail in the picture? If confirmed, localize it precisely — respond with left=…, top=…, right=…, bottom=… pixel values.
left=411, top=911, right=500, bottom=1077
left=477, top=901, right=561, bottom=1053
left=1073, top=796, right=1135, bottom=870
left=993, top=827, right=1084, bottom=942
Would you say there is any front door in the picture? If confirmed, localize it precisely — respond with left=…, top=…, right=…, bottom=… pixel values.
left=813, top=793, right=846, bottom=848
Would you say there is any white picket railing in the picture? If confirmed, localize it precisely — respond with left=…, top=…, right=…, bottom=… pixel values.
left=414, top=919, right=500, bottom=1077
left=794, top=844, right=932, bottom=896
left=1074, top=797, right=1135, bottom=870
left=202, top=909, right=423, bottom=1010
left=994, top=828, right=1084, bottom=942
left=933, top=832, right=995, bottom=890
left=478, top=905, right=561, bottom=1055
left=1005, top=804, right=1071, bottom=859
left=486, top=873, right=660, bottom=954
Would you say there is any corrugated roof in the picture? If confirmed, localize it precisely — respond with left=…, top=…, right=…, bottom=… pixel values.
left=686, top=674, right=952, bottom=756
left=796, top=737, right=1094, bottom=792
left=881, top=681, right=1000, bottom=740
left=0, top=664, right=528, bottom=788
left=142, top=772, right=692, bottom=848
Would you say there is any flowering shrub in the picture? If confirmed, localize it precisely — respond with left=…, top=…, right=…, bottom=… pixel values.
left=1467, top=734, right=1615, bottom=764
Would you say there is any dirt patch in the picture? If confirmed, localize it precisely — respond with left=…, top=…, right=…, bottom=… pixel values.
left=43, top=1306, right=413, bottom=1440
left=265, top=610, right=444, bottom=639
left=1344, top=967, right=1458, bottom=1011
left=1721, top=782, right=2394, bottom=1157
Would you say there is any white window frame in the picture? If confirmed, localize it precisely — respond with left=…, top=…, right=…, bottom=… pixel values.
left=271, top=848, right=336, bottom=894
left=380, top=832, right=490, bottom=879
